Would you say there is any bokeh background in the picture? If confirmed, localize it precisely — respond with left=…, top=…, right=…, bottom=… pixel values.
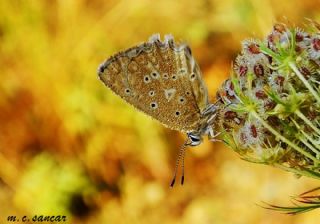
left=1, top=0, right=320, bottom=223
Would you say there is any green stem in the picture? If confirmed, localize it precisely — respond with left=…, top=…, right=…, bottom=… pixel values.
left=291, top=118, right=320, bottom=152
left=301, top=130, right=320, bottom=152
left=289, top=62, right=320, bottom=105
left=259, top=44, right=282, bottom=62
left=251, top=111, right=320, bottom=164
left=273, top=164, right=320, bottom=180
left=295, top=110, right=320, bottom=136
left=299, top=137, right=320, bottom=158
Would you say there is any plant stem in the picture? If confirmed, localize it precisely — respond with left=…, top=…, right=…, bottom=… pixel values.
left=251, top=111, right=320, bottom=164
left=289, top=62, right=320, bottom=104
left=299, top=136, right=320, bottom=158
left=292, top=118, right=320, bottom=152
left=301, top=130, right=320, bottom=152
left=295, top=110, right=320, bottom=136
left=273, top=164, right=320, bottom=180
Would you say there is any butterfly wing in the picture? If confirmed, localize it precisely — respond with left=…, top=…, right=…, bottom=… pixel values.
left=98, top=34, right=209, bottom=132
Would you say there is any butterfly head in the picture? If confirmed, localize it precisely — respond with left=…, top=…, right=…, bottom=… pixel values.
left=187, top=132, right=202, bottom=146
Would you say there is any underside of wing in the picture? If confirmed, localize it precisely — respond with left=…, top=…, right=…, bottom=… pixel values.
left=98, top=34, right=210, bottom=132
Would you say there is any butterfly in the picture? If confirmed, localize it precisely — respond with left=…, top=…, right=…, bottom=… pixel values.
left=98, top=34, right=219, bottom=186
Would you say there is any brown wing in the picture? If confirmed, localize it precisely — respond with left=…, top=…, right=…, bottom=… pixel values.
left=98, top=34, right=209, bottom=132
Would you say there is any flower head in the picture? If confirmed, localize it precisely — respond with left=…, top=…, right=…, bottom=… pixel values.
left=215, top=20, right=320, bottom=181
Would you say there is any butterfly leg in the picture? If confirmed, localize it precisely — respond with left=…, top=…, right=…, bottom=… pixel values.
left=207, top=127, right=221, bottom=142
left=202, top=104, right=217, bottom=116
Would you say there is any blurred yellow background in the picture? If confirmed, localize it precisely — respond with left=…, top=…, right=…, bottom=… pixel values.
left=1, top=0, right=320, bottom=223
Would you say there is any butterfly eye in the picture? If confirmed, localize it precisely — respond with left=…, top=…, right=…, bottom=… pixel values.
left=188, top=133, right=201, bottom=146
left=163, top=73, right=169, bottom=79
left=175, top=111, right=181, bottom=116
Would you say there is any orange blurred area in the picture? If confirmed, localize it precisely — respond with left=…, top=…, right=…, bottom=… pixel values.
left=1, top=0, right=320, bottom=223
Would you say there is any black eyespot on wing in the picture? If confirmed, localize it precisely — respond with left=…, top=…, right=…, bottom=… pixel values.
left=150, top=102, right=158, bottom=109
left=178, top=96, right=186, bottom=104
left=149, top=90, right=155, bottom=96
left=144, top=75, right=151, bottom=83
left=151, top=71, right=160, bottom=79
left=190, top=73, right=196, bottom=81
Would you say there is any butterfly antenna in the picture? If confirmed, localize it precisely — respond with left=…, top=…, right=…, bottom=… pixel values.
left=181, top=142, right=186, bottom=185
left=170, top=140, right=189, bottom=187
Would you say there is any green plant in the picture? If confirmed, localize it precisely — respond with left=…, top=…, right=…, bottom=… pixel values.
left=215, top=20, right=320, bottom=214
